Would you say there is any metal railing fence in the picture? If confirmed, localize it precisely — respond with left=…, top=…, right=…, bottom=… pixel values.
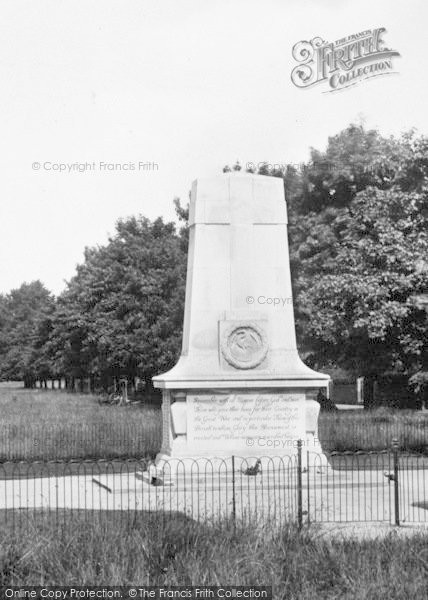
left=0, top=441, right=427, bottom=532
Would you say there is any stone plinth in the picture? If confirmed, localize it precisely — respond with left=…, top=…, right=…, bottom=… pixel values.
left=152, top=173, right=329, bottom=467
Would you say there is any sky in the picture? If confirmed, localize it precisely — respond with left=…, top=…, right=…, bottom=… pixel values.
left=0, top=0, right=426, bottom=295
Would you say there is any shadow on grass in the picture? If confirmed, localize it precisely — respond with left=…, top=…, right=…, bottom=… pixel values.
left=0, top=457, right=160, bottom=479
left=327, top=451, right=428, bottom=470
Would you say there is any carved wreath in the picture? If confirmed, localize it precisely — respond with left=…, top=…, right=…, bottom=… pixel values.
left=221, top=322, right=268, bottom=370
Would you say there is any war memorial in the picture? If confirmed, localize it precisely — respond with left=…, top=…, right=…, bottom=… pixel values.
left=150, top=172, right=330, bottom=476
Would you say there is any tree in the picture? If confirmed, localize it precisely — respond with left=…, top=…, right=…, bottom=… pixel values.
left=0, top=281, right=55, bottom=386
left=49, top=214, right=187, bottom=391
left=297, top=186, right=427, bottom=380
left=298, top=124, right=408, bottom=214
left=249, top=123, right=428, bottom=394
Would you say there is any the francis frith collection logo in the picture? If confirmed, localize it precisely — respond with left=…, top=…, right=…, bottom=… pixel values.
left=291, top=28, right=400, bottom=92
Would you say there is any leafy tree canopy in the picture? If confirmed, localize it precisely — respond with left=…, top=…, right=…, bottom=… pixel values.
left=48, top=214, right=187, bottom=388
left=0, top=281, right=55, bottom=383
left=245, top=124, right=428, bottom=382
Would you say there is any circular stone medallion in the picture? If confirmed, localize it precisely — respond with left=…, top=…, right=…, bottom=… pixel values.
left=221, top=323, right=268, bottom=369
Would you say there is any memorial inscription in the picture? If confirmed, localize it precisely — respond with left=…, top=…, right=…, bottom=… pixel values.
left=187, top=393, right=305, bottom=447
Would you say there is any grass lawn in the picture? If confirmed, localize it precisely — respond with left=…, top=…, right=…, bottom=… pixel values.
left=0, top=512, right=427, bottom=597
left=0, top=382, right=162, bottom=461
left=1, top=382, right=428, bottom=463
left=319, top=408, right=428, bottom=454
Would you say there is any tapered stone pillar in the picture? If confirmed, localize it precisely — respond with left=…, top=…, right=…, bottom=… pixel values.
left=153, top=173, right=329, bottom=463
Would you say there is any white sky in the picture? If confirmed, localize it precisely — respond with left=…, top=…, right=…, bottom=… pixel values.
left=0, top=0, right=426, bottom=295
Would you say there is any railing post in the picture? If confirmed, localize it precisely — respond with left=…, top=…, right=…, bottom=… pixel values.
left=306, top=450, right=310, bottom=525
left=231, top=455, right=236, bottom=532
left=392, top=438, right=400, bottom=526
left=297, top=440, right=303, bottom=530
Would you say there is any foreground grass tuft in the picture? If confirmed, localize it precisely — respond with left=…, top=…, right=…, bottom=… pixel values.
left=0, top=513, right=427, bottom=598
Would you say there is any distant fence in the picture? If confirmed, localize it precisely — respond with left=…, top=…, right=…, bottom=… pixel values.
left=0, top=443, right=427, bottom=532
left=28, top=378, right=162, bottom=403
left=329, top=376, right=426, bottom=409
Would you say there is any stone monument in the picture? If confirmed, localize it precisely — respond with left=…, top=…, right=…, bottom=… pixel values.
left=152, top=172, right=329, bottom=467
